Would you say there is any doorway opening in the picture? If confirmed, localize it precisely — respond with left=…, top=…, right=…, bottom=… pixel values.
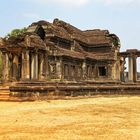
left=98, top=66, right=107, bottom=76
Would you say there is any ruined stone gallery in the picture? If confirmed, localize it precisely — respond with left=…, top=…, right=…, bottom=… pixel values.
left=0, top=19, right=140, bottom=95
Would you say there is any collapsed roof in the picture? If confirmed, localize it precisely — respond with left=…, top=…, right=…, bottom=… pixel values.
left=27, top=18, right=120, bottom=47
left=0, top=18, right=120, bottom=60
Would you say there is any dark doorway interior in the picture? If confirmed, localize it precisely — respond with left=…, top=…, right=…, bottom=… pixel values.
left=35, top=26, right=45, bottom=40
left=98, top=66, right=107, bottom=76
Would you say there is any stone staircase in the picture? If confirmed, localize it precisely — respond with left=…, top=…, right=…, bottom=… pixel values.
left=0, top=86, right=10, bottom=101
left=0, top=86, right=29, bottom=102
left=0, top=84, right=36, bottom=102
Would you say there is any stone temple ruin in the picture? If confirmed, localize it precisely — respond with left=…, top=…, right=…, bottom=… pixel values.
left=0, top=18, right=140, bottom=96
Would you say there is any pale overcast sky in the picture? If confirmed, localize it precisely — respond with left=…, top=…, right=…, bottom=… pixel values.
left=0, top=0, right=140, bottom=52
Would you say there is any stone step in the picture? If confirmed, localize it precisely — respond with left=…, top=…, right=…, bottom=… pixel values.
left=0, top=86, right=10, bottom=101
left=0, top=94, right=22, bottom=102
left=0, top=95, right=10, bottom=98
left=0, top=89, right=10, bottom=94
left=0, top=90, right=10, bottom=94
left=0, top=96, right=34, bottom=102
left=0, top=96, right=10, bottom=99
left=0, top=96, right=10, bottom=101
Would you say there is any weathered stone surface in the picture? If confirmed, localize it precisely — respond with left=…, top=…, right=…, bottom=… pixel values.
left=0, top=18, right=139, bottom=95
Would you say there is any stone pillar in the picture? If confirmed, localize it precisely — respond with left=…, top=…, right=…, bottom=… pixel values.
left=133, top=56, right=137, bottom=82
left=22, top=51, right=30, bottom=80
left=128, top=56, right=137, bottom=82
left=128, top=56, right=133, bottom=82
left=116, top=61, right=121, bottom=81
left=31, top=53, right=38, bottom=80
left=108, top=64, right=112, bottom=79
left=2, top=52, right=9, bottom=82
left=31, top=53, right=35, bottom=79
left=82, top=60, right=87, bottom=79
left=35, top=53, right=38, bottom=79
left=127, top=49, right=138, bottom=83
left=12, top=55, right=19, bottom=80
left=39, top=54, right=45, bottom=80
left=45, top=54, right=49, bottom=80
left=120, top=57, right=125, bottom=82
left=56, top=58, right=62, bottom=80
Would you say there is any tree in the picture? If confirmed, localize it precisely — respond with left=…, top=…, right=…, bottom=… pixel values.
left=5, top=27, right=27, bottom=39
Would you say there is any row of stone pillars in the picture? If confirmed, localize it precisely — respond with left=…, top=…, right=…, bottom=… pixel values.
left=2, top=50, right=46, bottom=82
left=21, top=50, right=46, bottom=81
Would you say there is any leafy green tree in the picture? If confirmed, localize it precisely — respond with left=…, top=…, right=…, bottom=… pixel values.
left=5, top=27, right=27, bottom=39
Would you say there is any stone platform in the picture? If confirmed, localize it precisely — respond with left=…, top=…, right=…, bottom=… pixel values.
left=9, top=81, right=140, bottom=97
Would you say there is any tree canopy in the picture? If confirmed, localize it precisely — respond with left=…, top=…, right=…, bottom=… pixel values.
left=5, top=27, right=27, bottom=39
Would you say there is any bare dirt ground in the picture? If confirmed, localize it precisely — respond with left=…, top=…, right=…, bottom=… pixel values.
left=0, top=96, right=140, bottom=140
